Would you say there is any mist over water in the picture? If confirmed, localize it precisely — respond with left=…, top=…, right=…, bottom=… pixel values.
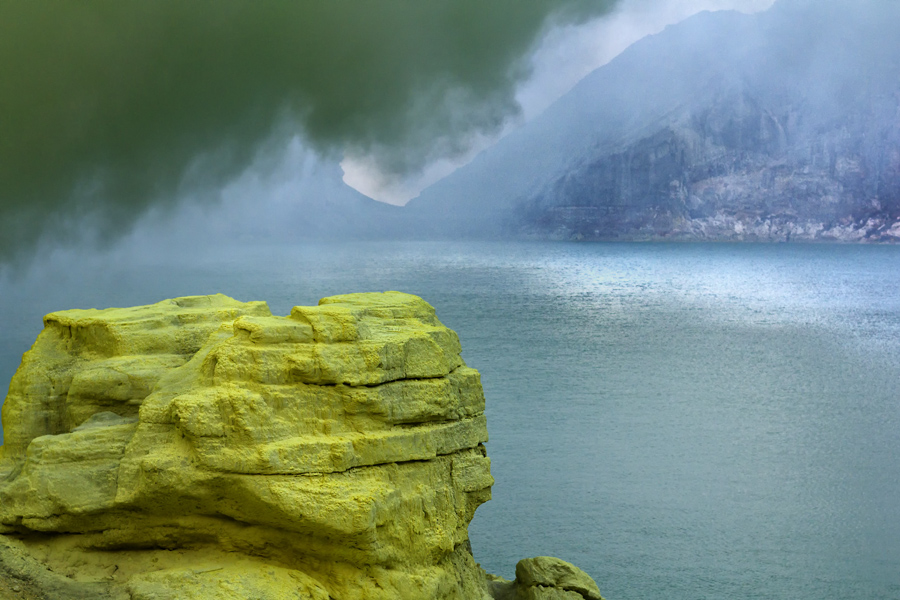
left=3, top=1, right=899, bottom=597
left=1, top=1, right=624, bottom=261
left=2, top=241, right=899, bottom=599
left=0, top=0, right=824, bottom=259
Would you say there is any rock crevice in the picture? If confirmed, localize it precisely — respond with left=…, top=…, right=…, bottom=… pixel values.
left=0, top=292, right=601, bottom=599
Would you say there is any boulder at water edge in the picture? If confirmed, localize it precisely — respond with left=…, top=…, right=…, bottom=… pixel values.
left=0, top=292, right=602, bottom=599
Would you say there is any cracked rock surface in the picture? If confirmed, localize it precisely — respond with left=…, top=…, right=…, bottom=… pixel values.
left=0, top=292, right=601, bottom=599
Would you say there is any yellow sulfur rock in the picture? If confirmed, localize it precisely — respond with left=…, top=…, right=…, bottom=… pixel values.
left=0, top=292, right=601, bottom=599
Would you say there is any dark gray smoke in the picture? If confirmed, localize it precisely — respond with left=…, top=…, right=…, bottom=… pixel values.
left=0, top=1, right=619, bottom=262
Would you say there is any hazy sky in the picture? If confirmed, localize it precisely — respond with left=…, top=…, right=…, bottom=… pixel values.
left=342, top=0, right=777, bottom=205
left=0, top=0, right=777, bottom=265
left=1, top=1, right=623, bottom=263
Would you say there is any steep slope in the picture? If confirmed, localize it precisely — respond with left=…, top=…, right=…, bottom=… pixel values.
left=405, top=0, right=900, bottom=241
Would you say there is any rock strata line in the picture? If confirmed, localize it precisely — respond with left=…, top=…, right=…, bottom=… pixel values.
left=0, top=292, right=602, bottom=599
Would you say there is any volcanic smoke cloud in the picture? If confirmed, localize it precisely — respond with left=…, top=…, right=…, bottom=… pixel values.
left=0, top=1, right=618, bottom=261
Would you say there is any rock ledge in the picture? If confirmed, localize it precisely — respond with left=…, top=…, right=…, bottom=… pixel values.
left=0, top=292, right=602, bottom=599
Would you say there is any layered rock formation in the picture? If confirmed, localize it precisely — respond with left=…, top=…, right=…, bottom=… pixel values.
left=0, top=293, right=602, bottom=599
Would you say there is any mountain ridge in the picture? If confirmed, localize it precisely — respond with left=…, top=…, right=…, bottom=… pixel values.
left=403, top=0, right=900, bottom=242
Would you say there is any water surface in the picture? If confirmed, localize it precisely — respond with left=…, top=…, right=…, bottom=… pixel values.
left=2, top=242, right=899, bottom=599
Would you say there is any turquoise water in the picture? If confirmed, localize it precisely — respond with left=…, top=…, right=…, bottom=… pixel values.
left=2, top=242, right=899, bottom=599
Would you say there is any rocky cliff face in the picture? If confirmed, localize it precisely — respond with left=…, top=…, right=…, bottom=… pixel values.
left=406, top=0, right=900, bottom=242
left=0, top=293, right=601, bottom=600
left=520, top=84, right=900, bottom=242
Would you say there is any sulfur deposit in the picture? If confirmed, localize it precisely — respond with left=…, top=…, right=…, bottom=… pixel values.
left=0, top=292, right=602, bottom=599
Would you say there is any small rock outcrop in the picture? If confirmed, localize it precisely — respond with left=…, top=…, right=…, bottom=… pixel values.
left=0, top=292, right=602, bottom=599
left=487, top=557, right=604, bottom=600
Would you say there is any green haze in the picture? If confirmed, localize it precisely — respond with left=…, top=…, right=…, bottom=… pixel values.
left=0, top=0, right=617, bottom=261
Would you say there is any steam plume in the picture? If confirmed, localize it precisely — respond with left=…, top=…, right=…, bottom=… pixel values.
left=0, top=0, right=618, bottom=261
